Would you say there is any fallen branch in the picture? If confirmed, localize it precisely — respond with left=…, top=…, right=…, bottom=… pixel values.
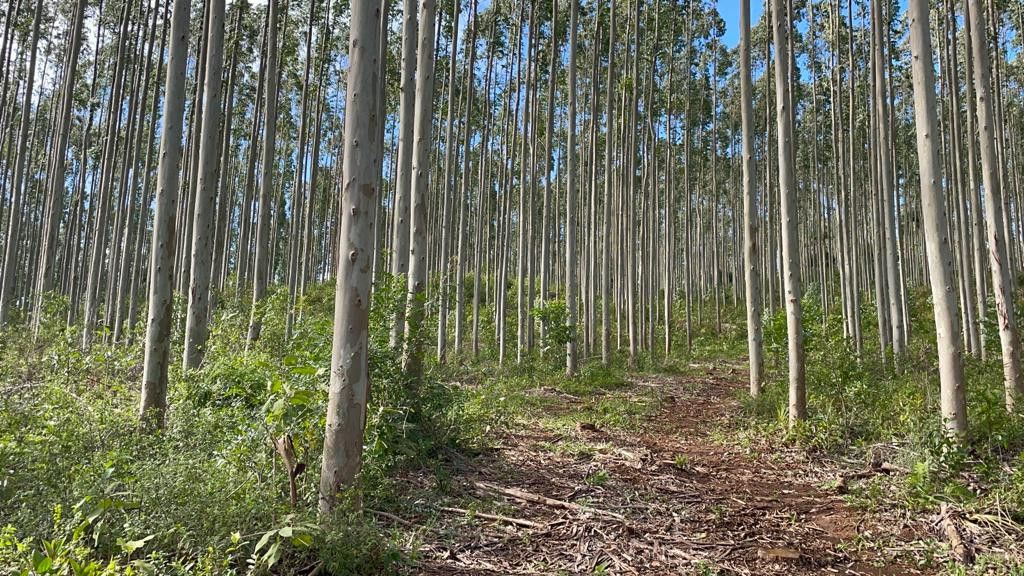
left=938, top=503, right=975, bottom=565
left=473, top=481, right=625, bottom=520
left=438, top=506, right=547, bottom=529
left=756, top=547, right=801, bottom=561
left=367, top=508, right=421, bottom=529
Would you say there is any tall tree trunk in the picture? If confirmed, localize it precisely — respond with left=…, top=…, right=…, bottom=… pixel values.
left=402, top=0, right=438, bottom=378
left=907, top=0, right=967, bottom=435
left=0, top=0, right=43, bottom=326
left=453, top=0, right=477, bottom=355
left=247, top=0, right=281, bottom=347
left=183, top=0, right=226, bottom=370
left=319, top=0, right=384, bottom=513
left=967, top=0, right=1024, bottom=410
left=871, top=0, right=904, bottom=358
left=32, top=0, right=86, bottom=333
left=565, top=0, right=579, bottom=376
left=286, top=0, right=318, bottom=339
left=436, top=0, right=461, bottom=364
left=389, top=0, right=418, bottom=348
left=140, top=0, right=192, bottom=429
left=772, top=0, right=806, bottom=426
left=601, top=0, right=615, bottom=366
left=740, top=0, right=762, bottom=396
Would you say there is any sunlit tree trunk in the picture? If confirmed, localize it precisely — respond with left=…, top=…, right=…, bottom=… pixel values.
left=320, top=0, right=384, bottom=513
left=907, top=0, right=967, bottom=435
left=184, top=0, right=226, bottom=370
left=140, top=0, right=192, bottom=429
left=966, top=0, right=1024, bottom=411
left=740, top=0, right=762, bottom=396
left=247, top=0, right=281, bottom=347
left=402, top=0, right=437, bottom=378
left=772, top=0, right=805, bottom=426
left=390, top=0, right=418, bottom=349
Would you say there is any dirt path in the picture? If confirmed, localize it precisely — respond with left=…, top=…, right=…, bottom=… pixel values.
left=389, top=364, right=937, bottom=575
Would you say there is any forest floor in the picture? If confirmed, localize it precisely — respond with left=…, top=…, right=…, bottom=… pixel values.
left=377, top=362, right=949, bottom=575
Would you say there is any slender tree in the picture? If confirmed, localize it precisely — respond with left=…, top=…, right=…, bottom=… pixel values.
left=184, top=0, right=227, bottom=370
left=0, top=0, right=43, bottom=326
left=565, top=0, right=579, bottom=376
left=772, top=0, right=806, bottom=426
left=247, top=0, right=281, bottom=346
left=320, top=0, right=384, bottom=513
left=966, top=0, right=1024, bottom=411
left=740, top=0, right=762, bottom=396
left=906, top=0, right=967, bottom=435
left=390, top=0, right=419, bottom=349
left=140, top=0, right=192, bottom=429
left=402, top=0, right=438, bottom=378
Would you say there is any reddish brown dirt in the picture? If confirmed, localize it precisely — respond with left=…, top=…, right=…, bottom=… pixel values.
left=385, top=364, right=938, bottom=575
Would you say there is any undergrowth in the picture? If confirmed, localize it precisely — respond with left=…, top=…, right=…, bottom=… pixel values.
left=737, top=288, right=1024, bottom=572
left=0, top=277, right=675, bottom=575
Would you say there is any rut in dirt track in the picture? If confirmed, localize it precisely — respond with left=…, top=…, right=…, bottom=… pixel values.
left=391, top=364, right=935, bottom=575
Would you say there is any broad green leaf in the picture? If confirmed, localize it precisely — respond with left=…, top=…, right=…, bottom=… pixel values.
left=118, top=534, right=155, bottom=554
left=31, top=551, right=51, bottom=574
left=253, top=530, right=273, bottom=554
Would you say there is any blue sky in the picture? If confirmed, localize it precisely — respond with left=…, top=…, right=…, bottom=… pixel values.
left=720, top=3, right=764, bottom=49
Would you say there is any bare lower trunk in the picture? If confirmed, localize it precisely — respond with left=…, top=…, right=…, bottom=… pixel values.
left=140, top=0, right=192, bottom=429
left=319, top=0, right=383, bottom=514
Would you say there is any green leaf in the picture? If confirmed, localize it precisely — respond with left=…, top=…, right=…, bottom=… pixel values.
left=253, top=530, right=274, bottom=554
left=31, top=551, right=52, bottom=574
left=266, top=541, right=282, bottom=567
left=289, top=391, right=313, bottom=406
left=277, top=526, right=293, bottom=538
left=291, top=533, right=313, bottom=548
left=268, top=398, right=287, bottom=419
left=118, top=534, right=155, bottom=555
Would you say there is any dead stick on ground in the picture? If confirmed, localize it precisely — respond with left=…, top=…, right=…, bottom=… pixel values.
left=938, top=503, right=975, bottom=565
left=367, top=509, right=422, bottom=530
left=438, top=506, right=547, bottom=529
left=473, top=481, right=625, bottom=520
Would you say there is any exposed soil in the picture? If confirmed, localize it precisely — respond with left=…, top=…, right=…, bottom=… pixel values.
left=383, top=364, right=941, bottom=575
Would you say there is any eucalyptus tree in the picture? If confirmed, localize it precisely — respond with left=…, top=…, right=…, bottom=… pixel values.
left=32, top=0, right=87, bottom=335
left=286, top=0, right=319, bottom=339
left=212, top=3, right=244, bottom=292
left=320, top=0, right=384, bottom=514
left=966, top=0, right=1023, bottom=411
left=871, top=0, right=904, bottom=358
left=247, top=0, right=281, bottom=346
left=452, top=0, right=478, bottom=355
left=0, top=0, right=44, bottom=327
left=389, top=0, right=418, bottom=349
left=740, top=0, right=762, bottom=396
left=565, top=0, right=579, bottom=376
left=402, top=0, right=438, bottom=378
left=82, top=0, right=134, bottom=347
left=184, top=0, right=227, bottom=370
left=906, top=0, right=967, bottom=435
left=140, top=0, right=193, bottom=429
left=600, top=0, right=615, bottom=367
left=772, top=0, right=805, bottom=426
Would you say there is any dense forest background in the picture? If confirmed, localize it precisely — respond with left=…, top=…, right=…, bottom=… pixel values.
left=1, top=0, right=1024, bottom=573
